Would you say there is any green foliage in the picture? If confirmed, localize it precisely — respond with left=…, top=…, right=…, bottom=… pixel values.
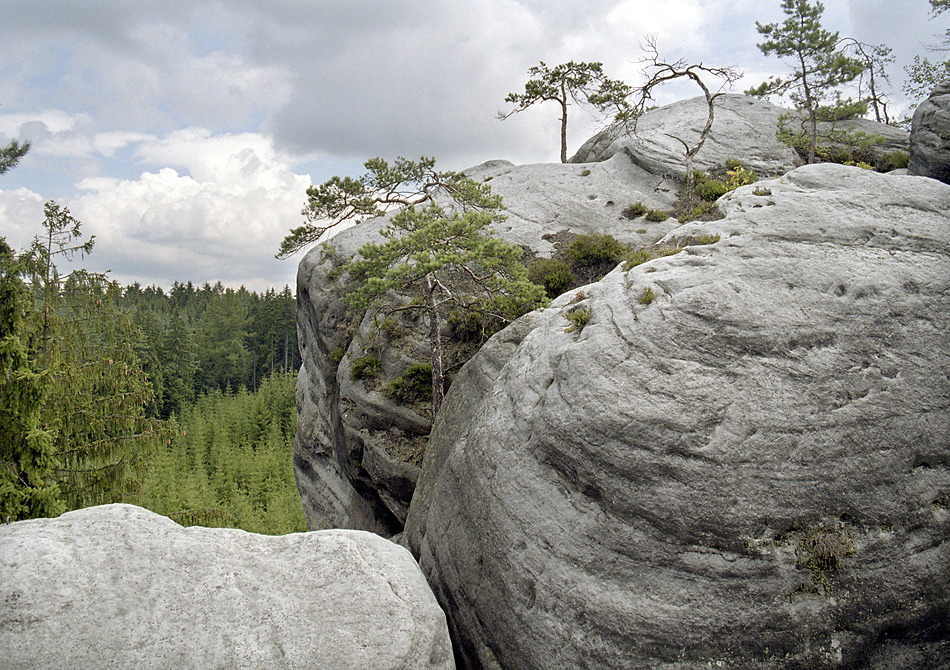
left=0, top=140, right=31, bottom=175
left=580, top=169, right=591, bottom=177
left=726, top=165, right=758, bottom=189
left=645, top=209, right=669, bottom=222
left=795, top=524, right=857, bottom=584
left=622, top=245, right=683, bottom=271
left=903, top=55, right=950, bottom=103
left=725, top=158, right=743, bottom=171
left=448, top=310, right=505, bottom=344
left=638, top=287, right=657, bottom=305
left=0, top=240, right=62, bottom=521
left=750, top=0, right=866, bottom=162
left=622, top=202, right=648, bottom=219
left=563, top=305, right=593, bottom=333
left=386, top=364, right=433, bottom=405
left=567, top=234, right=627, bottom=267
left=278, top=156, right=500, bottom=258
left=878, top=151, right=909, bottom=172
left=698, top=180, right=730, bottom=201
left=753, top=187, right=773, bottom=196
left=350, top=354, right=381, bottom=380
left=343, top=166, right=546, bottom=416
left=678, top=201, right=722, bottom=223
left=136, top=373, right=307, bottom=535
left=329, top=347, right=346, bottom=364
left=528, top=258, right=575, bottom=299
left=501, top=61, right=633, bottom=163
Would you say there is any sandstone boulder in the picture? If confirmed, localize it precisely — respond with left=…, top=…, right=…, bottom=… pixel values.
left=408, top=165, right=950, bottom=669
left=0, top=504, right=453, bottom=670
left=572, top=94, right=909, bottom=177
left=909, top=79, right=950, bottom=184
left=294, top=154, right=681, bottom=534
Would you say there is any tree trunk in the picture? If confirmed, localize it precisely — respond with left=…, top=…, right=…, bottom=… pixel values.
left=559, top=83, right=569, bottom=163
left=424, top=275, right=445, bottom=417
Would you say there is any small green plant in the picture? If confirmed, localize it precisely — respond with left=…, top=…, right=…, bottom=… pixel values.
left=752, top=187, right=772, bottom=196
left=448, top=310, right=505, bottom=344
left=638, top=287, right=656, bottom=305
left=698, top=180, right=730, bottom=201
left=692, top=233, right=721, bottom=245
left=878, top=151, right=909, bottom=171
left=795, top=525, right=857, bottom=585
left=580, top=168, right=591, bottom=176
left=377, top=317, right=403, bottom=338
left=726, top=165, right=758, bottom=189
left=645, top=209, right=669, bottom=222
left=636, top=228, right=647, bottom=234
left=350, top=355, right=382, bottom=380
left=387, top=363, right=433, bottom=405
left=678, top=201, right=721, bottom=223
left=568, top=234, right=627, bottom=266
left=622, top=245, right=682, bottom=271
left=564, top=305, right=593, bottom=333
left=528, top=258, right=576, bottom=299
left=725, top=158, right=742, bottom=171
left=329, top=347, right=346, bottom=364
left=622, top=202, right=648, bottom=219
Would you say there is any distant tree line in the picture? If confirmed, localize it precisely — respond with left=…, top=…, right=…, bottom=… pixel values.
left=119, top=279, right=300, bottom=419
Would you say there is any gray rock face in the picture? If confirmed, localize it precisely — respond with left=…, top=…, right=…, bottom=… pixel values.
left=909, top=79, right=950, bottom=184
left=407, top=165, right=950, bottom=669
left=294, top=154, right=681, bottom=534
left=0, top=504, right=454, bottom=670
left=572, top=94, right=909, bottom=177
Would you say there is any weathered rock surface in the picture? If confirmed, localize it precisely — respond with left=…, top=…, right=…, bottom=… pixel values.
left=407, top=164, right=950, bottom=669
left=909, top=79, right=950, bottom=184
left=572, top=94, right=909, bottom=177
left=0, top=504, right=453, bottom=670
left=294, top=153, right=681, bottom=534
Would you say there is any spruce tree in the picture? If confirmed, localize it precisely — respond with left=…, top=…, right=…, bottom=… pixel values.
left=0, top=240, right=63, bottom=520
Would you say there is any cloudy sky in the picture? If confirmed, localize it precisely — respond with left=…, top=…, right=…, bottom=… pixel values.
left=0, top=0, right=943, bottom=291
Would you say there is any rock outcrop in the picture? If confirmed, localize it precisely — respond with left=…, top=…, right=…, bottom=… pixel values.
left=571, top=93, right=909, bottom=177
left=406, top=165, right=950, bottom=669
left=294, top=154, right=682, bottom=534
left=909, top=79, right=950, bottom=184
left=0, top=504, right=454, bottom=670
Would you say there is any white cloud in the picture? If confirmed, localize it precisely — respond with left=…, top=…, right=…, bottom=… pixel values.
left=71, top=130, right=310, bottom=288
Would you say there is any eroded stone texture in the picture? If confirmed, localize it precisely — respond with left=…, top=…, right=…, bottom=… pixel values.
left=572, top=93, right=909, bottom=177
left=0, top=504, right=454, bottom=670
left=294, top=154, right=681, bottom=534
left=909, top=79, right=950, bottom=184
left=408, top=165, right=950, bottom=669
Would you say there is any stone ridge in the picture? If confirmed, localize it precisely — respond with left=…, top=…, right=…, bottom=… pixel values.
left=571, top=93, right=909, bottom=177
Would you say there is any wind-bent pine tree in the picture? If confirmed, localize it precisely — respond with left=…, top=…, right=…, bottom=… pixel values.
left=277, top=156, right=488, bottom=258
left=344, top=199, right=547, bottom=418
left=499, top=61, right=633, bottom=163
left=278, top=156, right=546, bottom=417
left=748, top=0, right=865, bottom=163
left=634, top=35, right=742, bottom=204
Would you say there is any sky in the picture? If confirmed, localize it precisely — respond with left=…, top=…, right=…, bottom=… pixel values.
left=0, top=0, right=944, bottom=292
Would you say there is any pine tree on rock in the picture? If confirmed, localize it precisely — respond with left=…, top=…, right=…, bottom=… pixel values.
left=748, top=0, right=865, bottom=163
left=499, top=61, right=633, bottom=163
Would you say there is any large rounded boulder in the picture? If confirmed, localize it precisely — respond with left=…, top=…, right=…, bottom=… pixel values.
left=407, top=164, right=950, bottom=669
left=0, top=504, right=454, bottom=670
